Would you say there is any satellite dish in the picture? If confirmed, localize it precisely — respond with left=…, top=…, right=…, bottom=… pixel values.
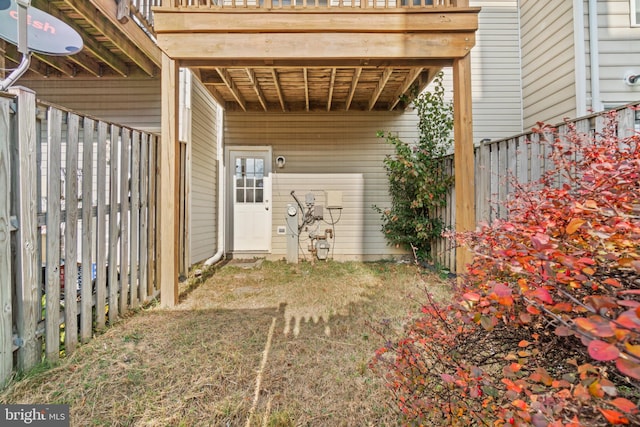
left=0, top=0, right=83, bottom=56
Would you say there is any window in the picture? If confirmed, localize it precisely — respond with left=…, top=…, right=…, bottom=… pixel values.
left=633, top=0, right=640, bottom=27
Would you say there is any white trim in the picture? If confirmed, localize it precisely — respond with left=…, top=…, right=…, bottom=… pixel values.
left=589, top=0, right=603, bottom=112
left=632, top=0, right=640, bottom=27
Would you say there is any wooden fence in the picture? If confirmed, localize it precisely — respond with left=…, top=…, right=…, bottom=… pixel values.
left=432, top=102, right=640, bottom=273
left=0, top=87, right=160, bottom=386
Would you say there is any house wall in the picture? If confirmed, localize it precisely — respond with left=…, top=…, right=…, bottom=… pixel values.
left=592, top=0, right=640, bottom=107
left=17, top=78, right=161, bottom=133
left=188, top=73, right=220, bottom=265
left=520, top=0, right=577, bottom=128
left=438, top=1, right=523, bottom=140
left=224, top=111, right=419, bottom=260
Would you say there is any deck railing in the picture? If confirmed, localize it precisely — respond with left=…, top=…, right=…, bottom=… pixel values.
left=0, top=88, right=161, bottom=386
left=431, top=103, right=640, bottom=273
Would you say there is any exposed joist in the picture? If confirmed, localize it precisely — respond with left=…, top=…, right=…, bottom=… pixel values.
left=271, top=69, right=286, bottom=112
left=303, top=68, right=309, bottom=112
left=34, top=53, right=77, bottom=77
left=61, top=0, right=157, bottom=76
left=345, top=67, right=362, bottom=111
left=327, top=68, right=336, bottom=112
left=245, top=68, right=268, bottom=112
left=3, top=44, right=50, bottom=77
left=388, top=67, right=424, bottom=111
left=215, top=68, right=247, bottom=112
left=368, top=68, right=393, bottom=111
left=32, top=0, right=128, bottom=77
left=202, top=83, right=228, bottom=109
left=87, top=0, right=161, bottom=65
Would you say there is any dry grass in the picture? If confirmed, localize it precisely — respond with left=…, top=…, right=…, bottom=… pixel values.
left=0, top=260, right=452, bottom=426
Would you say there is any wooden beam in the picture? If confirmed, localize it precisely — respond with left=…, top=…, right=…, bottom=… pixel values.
left=159, top=53, right=180, bottom=308
left=158, top=33, right=476, bottom=62
left=345, top=67, right=362, bottom=111
left=246, top=68, right=268, bottom=112
left=61, top=0, right=158, bottom=76
left=453, top=54, right=475, bottom=274
left=0, top=41, right=5, bottom=80
left=153, top=10, right=480, bottom=33
left=388, top=67, right=423, bottom=111
left=271, top=69, right=286, bottom=112
left=183, top=58, right=453, bottom=68
left=368, top=68, right=393, bottom=111
left=31, top=0, right=129, bottom=77
left=0, top=95, right=11, bottom=385
left=216, top=68, right=247, bottom=112
left=88, top=0, right=162, bottom=65
left=33, top=54, right=77, bottom=77
left=327, top=68, right=336, bottom=111
left=303, top=68, right=310, bottom=112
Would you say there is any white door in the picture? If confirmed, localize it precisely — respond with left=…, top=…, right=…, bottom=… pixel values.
left=231, top=151, right=272, bottom=252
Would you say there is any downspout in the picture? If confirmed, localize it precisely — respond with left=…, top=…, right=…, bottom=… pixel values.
left=588, top=0, right=604, bottom=112
left=573, top=0, right=587, bottom=116
left=204, top=104, right=225, bottom=266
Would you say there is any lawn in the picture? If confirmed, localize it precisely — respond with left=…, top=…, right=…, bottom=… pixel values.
left=0, top=260, right=452, bottom=426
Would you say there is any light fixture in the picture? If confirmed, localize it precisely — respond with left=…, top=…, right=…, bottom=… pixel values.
left=275, top=155, right=286, bottom=168
left=624, top=72, right=640, bottom=86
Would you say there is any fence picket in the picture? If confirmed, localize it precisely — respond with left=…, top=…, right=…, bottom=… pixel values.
left=108, top=125, right=120, bottom=324
left=119, top=129, right=131, bottom=316
left=0, top=96, right=12, bottom=385
left=64, top=113, right=80, bottom=354
left=130, top=131, right=141, bottom=308
left=80, top=118, right=95, bottom=343
left=95, top=122, right=108, bottom=330
left=45, top=107, right=62, bottom=362
left=148, top=136, right=157, bottom=299
left=139, top=134, right=149, bottom=303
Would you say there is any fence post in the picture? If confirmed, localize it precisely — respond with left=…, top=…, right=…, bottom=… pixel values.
left=10, top=87, right=40, bottom=372
left=0, top=96, right=13, bottom=385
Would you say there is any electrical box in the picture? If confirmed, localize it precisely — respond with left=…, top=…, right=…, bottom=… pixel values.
left=325, top=191, right=343, bottom=209
left=313, top=205, right=323, bottom=220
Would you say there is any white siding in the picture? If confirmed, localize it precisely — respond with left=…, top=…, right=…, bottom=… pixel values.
left=520, top=0, right=577, bottom=128
left=224, top=111, right=419, bottom=259
left=19, top=78, right=161, bottom=132
left=271, top=174, right=364, bottom=260
left=593, top=0, right=640, bottom=106
left=469, top=0, right=523, bottom=139
left=189, top=74, right=220, bottom=264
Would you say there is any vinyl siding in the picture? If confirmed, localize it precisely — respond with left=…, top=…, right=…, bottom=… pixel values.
left=593, top=0, right=640, bottom=106
left=520, top=0, right=577, bottom=128
left=468, top=0, right=523, bottom=139
left=189, top=74, right=220, bottom=264
left=224, top=111, right=419, bottom=259
left=18, top=78, right=161, bottom=132
left=438, top=1, right=523, bottom=141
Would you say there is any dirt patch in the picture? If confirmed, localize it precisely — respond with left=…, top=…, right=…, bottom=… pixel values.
left=0, top=260, right=452, bottom=426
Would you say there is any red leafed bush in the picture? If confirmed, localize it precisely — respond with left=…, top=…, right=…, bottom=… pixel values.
left=370, top=110, right=640, bottom=426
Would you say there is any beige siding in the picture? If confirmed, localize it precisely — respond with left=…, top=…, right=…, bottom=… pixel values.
left=594, top=0, right=640, bottom=106
left=520, top=0, right=577, bottom=128
left=224, top=111, right=418, bottom=259
left=189, top=74, right=220, bottom=264
left=19, top=78, right=161, bottom=132
left=271, top=174, right=364, bottom=260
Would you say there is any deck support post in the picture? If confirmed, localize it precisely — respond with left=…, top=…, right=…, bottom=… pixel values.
left=453, top=53, right=475, bottom=274
left=159, top=52, right=179, bottom=308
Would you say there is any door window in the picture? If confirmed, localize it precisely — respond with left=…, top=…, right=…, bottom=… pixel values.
left=235, top=157, right=264, bottom=203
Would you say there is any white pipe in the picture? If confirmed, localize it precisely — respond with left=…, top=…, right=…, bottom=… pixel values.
left=204, top=104, right=226, bottom=266
left=589, top=0, right=603, bottom=112
left=573, top=0, right=587, bottom=116
left=0, top=54, right=31, bottom=92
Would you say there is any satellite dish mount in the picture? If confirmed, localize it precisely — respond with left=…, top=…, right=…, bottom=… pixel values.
left=0, top=0, right=30, bottom=91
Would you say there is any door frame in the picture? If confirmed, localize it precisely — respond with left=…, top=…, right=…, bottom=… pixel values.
left=225, top=146, right=273, bottom=254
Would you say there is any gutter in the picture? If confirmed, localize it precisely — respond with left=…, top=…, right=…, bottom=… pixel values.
left=588, top=0, right=603, bottom=112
